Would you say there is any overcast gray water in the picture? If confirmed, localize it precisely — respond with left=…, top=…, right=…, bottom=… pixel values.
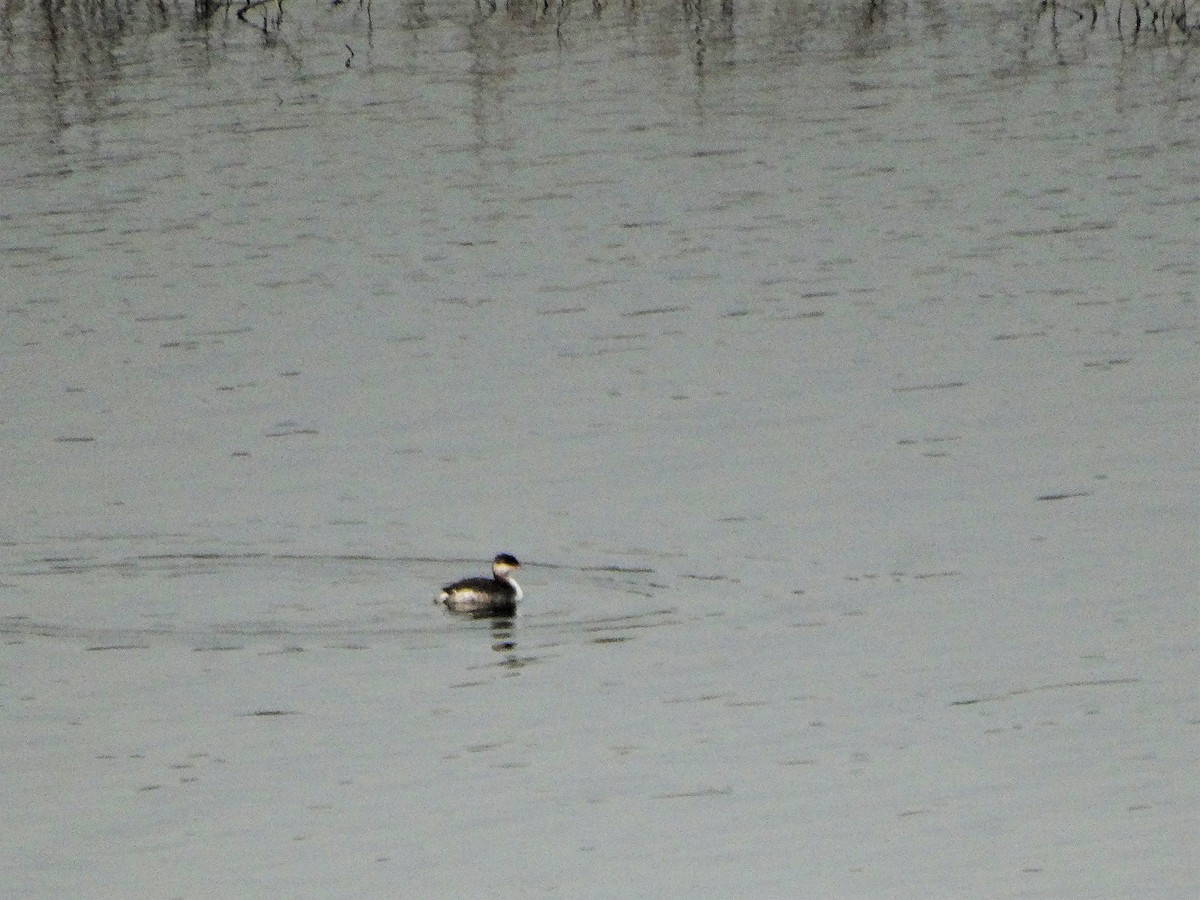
left=2, top=1, right=1197, bottom=896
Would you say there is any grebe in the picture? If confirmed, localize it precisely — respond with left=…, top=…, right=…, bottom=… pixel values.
left=437, top=553, right=523, bottom=617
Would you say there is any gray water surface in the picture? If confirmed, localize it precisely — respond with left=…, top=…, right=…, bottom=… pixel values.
left=2, top=2, right=1196, bottom=896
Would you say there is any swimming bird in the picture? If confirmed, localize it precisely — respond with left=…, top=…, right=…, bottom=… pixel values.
left=437, top=553, right=522, bottom=617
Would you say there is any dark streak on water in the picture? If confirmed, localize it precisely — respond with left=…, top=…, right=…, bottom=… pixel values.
left=893, top=381, right=968, bottom=393
left=86, top=644, right=149, bottom=651
left=949, top=678, right=1140, bottom=706
left=245, top=709, right=300, bottom=717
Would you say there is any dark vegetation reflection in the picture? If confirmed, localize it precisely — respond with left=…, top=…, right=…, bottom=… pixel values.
left=3, top=0, right=1193, bottom=81
left=1, top=0, right=1192, bottom=145
left=1, top=0, right=1190, bottom=160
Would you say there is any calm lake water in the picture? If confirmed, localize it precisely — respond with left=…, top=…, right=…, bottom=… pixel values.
left=2, top=1, right=1196, bottom=897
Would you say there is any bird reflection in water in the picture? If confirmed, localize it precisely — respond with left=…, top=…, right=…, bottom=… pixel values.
left=490, top=616, right=515, bottom=652
left=488, top=617, right=538, bottom=671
